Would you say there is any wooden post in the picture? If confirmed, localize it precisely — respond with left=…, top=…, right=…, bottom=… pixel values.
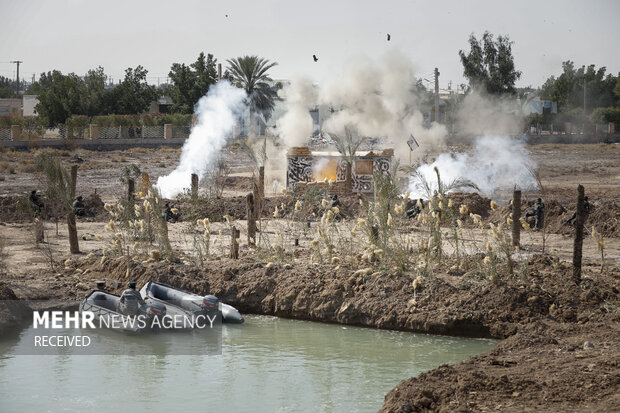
left=68, top=164, right=80, bottom=254
left=371, top=224, right=379, bottom=244
left=252, top=177, right=261, bottom=239
left=230, top=226, right=240, bottom=259
left=127, top=178, right=135, bottom=202
left=258, top=166, right=265, bottom=210
left=512, top=189, right=521, bottom=247
left=573, top=185, right=585, bottom=284
left=70, top=165, right=78, bottom=199
left=246, top=193, right=256, bottom=246
left=191, top=173, right=199, bottom=199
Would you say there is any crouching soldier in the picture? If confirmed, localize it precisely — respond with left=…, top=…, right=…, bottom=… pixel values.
left=29, top=190, right=45, bottom=217
left=117, top=281, right=146, bottom=316
left=524, top=198, right=544, bottom=230
left=565, top=196, right=590, bottom=226
left=407, top=199, right=424, bottom=219
left=162, top=202, right=180, bottom=223
left=72, top=196, right=86, bottom=216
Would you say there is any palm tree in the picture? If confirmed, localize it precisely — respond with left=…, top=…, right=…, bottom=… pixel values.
left=226, top=55, right=278, bottom=136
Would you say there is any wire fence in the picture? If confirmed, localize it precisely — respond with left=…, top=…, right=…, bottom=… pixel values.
left=99, top=126, right=121, bottom=139
left=0, top=128, right=10, bottom=140
left=172, top=125, right=191, bottom=138
left=142, top=125, right=164, bottom=138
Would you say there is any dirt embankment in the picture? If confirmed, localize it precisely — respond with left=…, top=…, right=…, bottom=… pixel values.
left=0, top=283, right=32, bottom=334
left=380, top=319, right=620, bottom=412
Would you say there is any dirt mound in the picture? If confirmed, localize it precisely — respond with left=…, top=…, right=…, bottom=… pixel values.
left=0, top=192, right=106, bottom=223
left=79, top=193, right=107, bottom=221
left=488, top=199, right=620, bottom=238
left=173, top=194, right=362, bottom=223
left=223, top=176, right=252, bottom=192
left=447, top=192, right=492, bottom=218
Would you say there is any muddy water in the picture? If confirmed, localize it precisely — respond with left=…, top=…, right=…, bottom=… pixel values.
left=0, top=316, right=496, bottom=412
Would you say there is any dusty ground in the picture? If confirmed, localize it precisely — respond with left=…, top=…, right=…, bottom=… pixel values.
left=1, top=143, right=619, bottom=201
left=1, top=142, right=619, bottom=412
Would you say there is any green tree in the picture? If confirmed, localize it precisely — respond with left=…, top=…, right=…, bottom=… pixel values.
left=226, top=55, right=278, bottom=135
left=168, top=52, right=218, bottom=113
left=107, top=66, right=157, bottom=115
left=0, top=76, right=15, bottom=98
left=459, top=31, right=521, bottom=95
left=33, top=71, right=89, bottom=126
left=83, top=66, right=108, bottom=116
left=540, top=61, right=617, bottom=112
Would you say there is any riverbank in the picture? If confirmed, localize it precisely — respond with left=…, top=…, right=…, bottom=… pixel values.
left=2, top=250, right=619, bottom=411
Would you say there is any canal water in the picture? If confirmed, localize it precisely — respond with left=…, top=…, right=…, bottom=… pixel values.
left=0, top=315, right=496, bottom=412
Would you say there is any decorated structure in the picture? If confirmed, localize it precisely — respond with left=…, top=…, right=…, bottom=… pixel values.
left=286, top=146, right=394, bottom=195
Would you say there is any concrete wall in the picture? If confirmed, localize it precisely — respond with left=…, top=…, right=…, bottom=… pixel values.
left=0, top=99, right=21, bottom=117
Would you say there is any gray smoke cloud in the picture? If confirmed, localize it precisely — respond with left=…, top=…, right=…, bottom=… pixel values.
left=276, top=51, right=447, bottom=166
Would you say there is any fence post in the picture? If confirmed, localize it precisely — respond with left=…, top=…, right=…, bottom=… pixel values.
left=164, top=124, right=172, bottom=139
left=191, top=173, right=198, bottom=199
left=68, top=164, right=80, bottom=254
left=572, top=185, right=585, bottom=285
left=512, top=189, right=521, bottom=247
left=127, top=178, right=135, bottom=202
left=10, top=125, right=22, bottom=141
left=258, top=166, right=265, bottom=214
left=246, top=193, right=256, bottom=246
left=230, top=226, right=240, bottom=259
left=89, top=124, right=99, bottom=140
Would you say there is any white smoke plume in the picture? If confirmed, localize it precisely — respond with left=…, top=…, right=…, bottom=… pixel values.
left=156, top=81, right=246, bottom=199
left=408, top=135, right=537, bottom=199
left=276, top=77, right=317, bottom=148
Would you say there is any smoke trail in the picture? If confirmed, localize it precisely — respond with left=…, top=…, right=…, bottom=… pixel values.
left=156, top=81, right=246, bottom=199
left=408, top=135, right=537, bottom=199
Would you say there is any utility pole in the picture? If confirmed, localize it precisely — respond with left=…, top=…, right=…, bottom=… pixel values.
left=583, top=77, right=586, bottom=113
left=434, top=67, right=440, bottom=123
left=10, top=60, right=22, bottom=97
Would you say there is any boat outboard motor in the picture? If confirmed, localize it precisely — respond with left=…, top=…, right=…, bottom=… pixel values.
left=202, top=295, right=219, bottom=313
left=118, top=289, right=142, bottom=316
left=145, top=301, right=167, bottom=328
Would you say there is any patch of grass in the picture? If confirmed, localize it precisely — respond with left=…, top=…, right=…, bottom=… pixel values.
left=0, top=161, right=16, bottom=174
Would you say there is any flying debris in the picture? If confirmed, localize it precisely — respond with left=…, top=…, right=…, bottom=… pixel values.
left=387, top=33, right=391, bottom=41
left=313, top=55, right=318, bottom=62
left=225, top=14, right=229, bottom=17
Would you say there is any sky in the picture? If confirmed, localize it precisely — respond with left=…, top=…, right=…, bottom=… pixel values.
left=1, top=0, right=619, bottom=91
